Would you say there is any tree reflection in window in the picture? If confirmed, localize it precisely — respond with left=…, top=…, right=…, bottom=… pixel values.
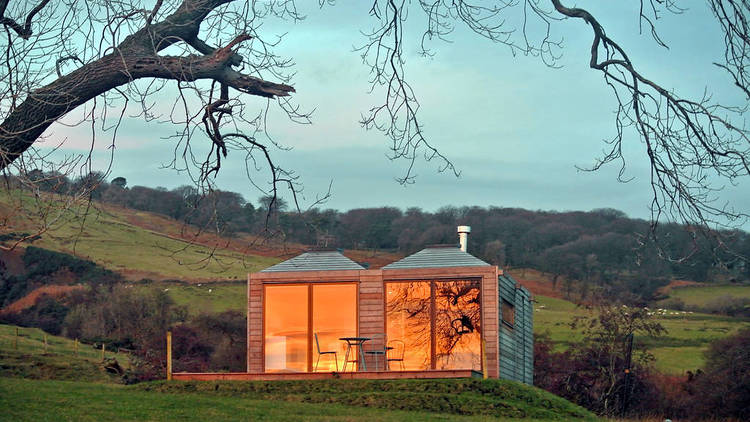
left=386, top=279, right=481, bottom=371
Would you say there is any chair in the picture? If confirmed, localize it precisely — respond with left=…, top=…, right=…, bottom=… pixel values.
left=386, top=340, right=405, bottom=370
left=363, top=333, right=388, bottom=371
left=314, top=333, right=338, bottom=372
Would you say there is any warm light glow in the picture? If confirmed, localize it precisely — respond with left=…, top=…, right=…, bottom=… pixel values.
left=264, top=285, right=308, bottom=372
left=264, top=283, right=357, bottom=373
left=312, top=284, right=357, bottom=371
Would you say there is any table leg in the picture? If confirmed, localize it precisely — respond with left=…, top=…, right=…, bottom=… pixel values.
left=343, top=343, right=351, bottom=372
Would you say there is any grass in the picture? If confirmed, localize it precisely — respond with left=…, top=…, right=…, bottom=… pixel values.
left=0, top=324, right=129, bottom=382
left=668, top=285, right=750, bottom=307
left=0, top=377, right=598, bottom=422
left=131, top=280, right=247, bottom=314
left=533, top=296, right=750, bottom=374
left=1, top=190, right=279, bottom=281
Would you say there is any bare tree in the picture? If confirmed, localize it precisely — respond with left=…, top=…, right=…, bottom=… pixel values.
left=0, top=0, right=749, bottom=255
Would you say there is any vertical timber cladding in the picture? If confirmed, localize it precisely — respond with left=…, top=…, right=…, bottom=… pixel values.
left=247, top=273, right=264, bottom=372
left=497, top=274, right=534, bottom=385
left=358, top=269, right=385, bottom=370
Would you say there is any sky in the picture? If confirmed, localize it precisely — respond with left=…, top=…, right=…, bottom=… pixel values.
left=40, top=1, right=750, bottom=223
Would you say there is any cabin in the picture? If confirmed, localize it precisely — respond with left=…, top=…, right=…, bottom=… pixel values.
left=244, top=227, right=534, bottom=383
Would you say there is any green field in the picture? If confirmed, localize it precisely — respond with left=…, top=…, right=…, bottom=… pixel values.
left=533, top=296, right=750, bottom=374
left=668, top=285, right=750, bottom=307
left=132, top=280, right=247, bottom=314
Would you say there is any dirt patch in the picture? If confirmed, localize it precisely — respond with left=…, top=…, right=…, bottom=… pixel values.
left=0, top=284, right=85, bottom=314
left=506, top=268, right=566, bottom=299
left=657, top=279, right=705, bottom=295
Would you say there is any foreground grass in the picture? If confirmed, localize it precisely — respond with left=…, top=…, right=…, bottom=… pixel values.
left=0, top=377, right=597, bottom=422
left=533, top=296, right=750, bottom=374
left=0, top=324, right=129, bottom=382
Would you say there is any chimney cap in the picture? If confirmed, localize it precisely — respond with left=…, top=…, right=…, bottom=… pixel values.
left=457, top=225, right=471, bottom=233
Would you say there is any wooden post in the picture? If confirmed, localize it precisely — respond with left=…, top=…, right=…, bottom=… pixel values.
left=166, top=331, right=172, bottom=381
left=101, top=342, right=105, bottom=361
left=481, top=338, right=488, bottom=380
left=13, top=327, right=18, bottom=350
left=43, top=333, right=48, bottom=353
left=74, top=338, right=79, bottom=356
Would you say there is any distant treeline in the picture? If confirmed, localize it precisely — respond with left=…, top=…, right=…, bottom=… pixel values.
left=21, top=170, right=750, bottom=303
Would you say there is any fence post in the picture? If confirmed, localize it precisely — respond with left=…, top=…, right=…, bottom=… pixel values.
left=43, top=333, right=48, bottom=353
left=166, top=331, right=172, bottom=381
left=74, top=338, right=79, bottom=356
left=14, top=327, right=18, bottom=350
left=101, top=342, right=105, bottom=361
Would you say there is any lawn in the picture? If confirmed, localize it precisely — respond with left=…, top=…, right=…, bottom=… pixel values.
left=668, top=285, right=750, bottom=307
left=532, top=296, right=750, bottom=374
left=0, top=377, right=598, bottom=422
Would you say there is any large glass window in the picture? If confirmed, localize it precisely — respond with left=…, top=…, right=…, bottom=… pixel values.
left=312, top=284, right=357, bottom=371
left=264, top=283, right=357, bottom=373
left=386, top=282, right=432, bottom=370
left=264, top=285, right=308, bottom=372
left=386, top=279, right=481, bottom=371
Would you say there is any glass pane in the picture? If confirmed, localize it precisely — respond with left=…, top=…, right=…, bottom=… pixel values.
left=312, top=284, right=357, bottom=371
left=264, top=285, right=308, bottom=372
left=435, top=280, right=481, bottom=370
left=386, top=282, right=431, bottom=370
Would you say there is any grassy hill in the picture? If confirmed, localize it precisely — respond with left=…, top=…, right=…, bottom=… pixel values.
left=0, top=191, right=281, bottom=281
left=0, top=323, right=129, bottom=382
left=667, top=284, right=750, bottom=307
left=533, top=295, right=750, bottom=374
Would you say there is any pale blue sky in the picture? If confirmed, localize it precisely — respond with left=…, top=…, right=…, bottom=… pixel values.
left=42, top=1, right=750, bottom=221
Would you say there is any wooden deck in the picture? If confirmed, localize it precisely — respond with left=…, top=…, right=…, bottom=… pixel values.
left=172, top=369, right=482, bottom=381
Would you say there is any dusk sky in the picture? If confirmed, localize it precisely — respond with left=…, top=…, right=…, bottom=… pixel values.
left=44, top=2, right=750, bottom=223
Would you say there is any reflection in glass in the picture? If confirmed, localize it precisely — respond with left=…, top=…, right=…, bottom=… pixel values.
left=386, top=280, right=481, bottom=371
left=435, top=280, right=481, bottom=370
left=386, top=282, right=431, bottom=370
left=312, top=284, right=357, bottom=371
left=264, top=285, right=308, bottom=372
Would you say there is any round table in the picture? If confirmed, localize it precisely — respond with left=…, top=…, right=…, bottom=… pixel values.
left=339, top=337, right=371, bottom=371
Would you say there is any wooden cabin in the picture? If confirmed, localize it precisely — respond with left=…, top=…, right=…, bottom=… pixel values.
left=246, top=241, right=534, bottom=383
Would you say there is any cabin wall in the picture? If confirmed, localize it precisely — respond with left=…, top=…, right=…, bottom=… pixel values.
left=359, top=269, right=386, bottom=370
left=498, top=274, right=534, bottom=385
left=247, top=274, right=264, bottom=372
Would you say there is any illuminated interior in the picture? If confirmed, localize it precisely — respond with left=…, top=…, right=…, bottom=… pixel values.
left=386, top=279, right=481, bottom=371
left=264, top=283, right=356, bottom=372
left=312, top=284, right=358, bottom=371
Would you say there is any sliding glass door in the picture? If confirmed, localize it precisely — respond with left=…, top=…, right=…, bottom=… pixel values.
left=264, top=283, right=357, bottom=372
